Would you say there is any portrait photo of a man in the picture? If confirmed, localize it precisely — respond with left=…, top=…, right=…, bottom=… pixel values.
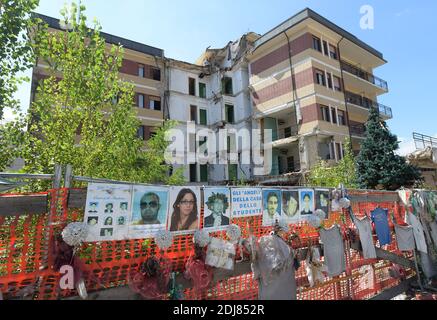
left=299, top=189, right=315, bottom=216
left=118, top=216, right=126, bottom=225
left=203, top=188, right=231, bottom=229
left=88, top=202, right=98, bottom=213
left=104, top=203, right=114, bottom=214
left=134, top=192, right=162, bottom=225
left=131, top=187, right=169, bottom=228
left=87, top=216, right=98, bottom=226
left=315, top=189, right=330, bottom=213
left=262, top=189, right=282, bottom=226
left=119, top=202, right=128, bottom=212
left=282, top=190, right=300, bottom=221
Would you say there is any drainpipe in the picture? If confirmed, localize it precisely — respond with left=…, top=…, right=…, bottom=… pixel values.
left=337, top=36, right=354, bottom=151
left=163, top=57, right=171, bottom=120
left=283, top=31, right=302, bottom=173
left=283, top=31, right=300, bottom=130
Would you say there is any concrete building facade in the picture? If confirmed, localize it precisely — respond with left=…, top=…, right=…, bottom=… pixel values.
left=31, top=8, right=392, bottom=185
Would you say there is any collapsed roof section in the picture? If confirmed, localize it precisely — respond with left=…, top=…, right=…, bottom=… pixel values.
left=195, top=32, right=260, bottom=68
left=407, top=147, right=437, bottom=169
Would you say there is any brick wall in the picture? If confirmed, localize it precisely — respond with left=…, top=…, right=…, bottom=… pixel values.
left=250, top=33, right=313, bottom=75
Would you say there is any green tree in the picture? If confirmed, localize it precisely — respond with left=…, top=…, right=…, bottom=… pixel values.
left=307, top=138, right=358, bottom=188
left=356, top=107, right=421, bottom=190
left=0, top=0, right=39, bottom=119
left=0, top=119, right=25, bottom=171
left=20, top=3, right=183, bottom=190
left=0, top=0, right=39, bottom=170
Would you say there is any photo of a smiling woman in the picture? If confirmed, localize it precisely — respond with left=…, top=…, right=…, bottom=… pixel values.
left=169, top=188, right=199, bottom=232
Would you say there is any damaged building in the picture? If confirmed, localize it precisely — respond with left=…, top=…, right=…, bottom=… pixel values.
left=31, top=8, right=392, bottom=186
left=407, top=133, right=437, bottom=188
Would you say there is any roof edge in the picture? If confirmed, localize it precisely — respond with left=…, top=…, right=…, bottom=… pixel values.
left=254, top=8, right=386, bottom=63
left=33, top=12, right=164, bottom=58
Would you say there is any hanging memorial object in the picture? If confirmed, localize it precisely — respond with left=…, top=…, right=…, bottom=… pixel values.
left=55, top=223, right=93, bottom=300
left=184, top=241, right=213, bottom=296
left=226, top=224, right=241, bottom=244
left=193, top=229, right=211, bottom=248
left=154, top=230, right=173, bottom=251
left=205, top=237, right=236, bottom=270
left=129, top=256, right=171, bottom=300
left=62, top=222, right=88, bottom=248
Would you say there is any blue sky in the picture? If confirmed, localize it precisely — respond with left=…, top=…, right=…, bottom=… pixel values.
left=11, top=0, right=437, bottom=155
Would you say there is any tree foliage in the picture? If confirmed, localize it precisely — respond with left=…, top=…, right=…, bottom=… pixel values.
left=307, top=138, right=358, bottom=188
left=0, top=0, right=39, bottom=118
left=356, top=107, right=421, bottom=190
left=19, top=3, right=183, bottom=190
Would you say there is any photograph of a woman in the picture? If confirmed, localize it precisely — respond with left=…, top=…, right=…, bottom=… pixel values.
left=104, top=217, right=113, bottom=226
left=169, top=187, right=200, bottom=232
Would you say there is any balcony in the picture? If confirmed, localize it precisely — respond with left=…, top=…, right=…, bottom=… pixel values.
left=341, top=60, right=388, bottom=92
left=272, top=126, right=299, bottom=141
left=271, top=161, right=301, bottom=175
left=267, top=125, right=299, bottom=148
left=345, top=91, right=393, bottom=119
left=349, top=123, right=366, bottom=138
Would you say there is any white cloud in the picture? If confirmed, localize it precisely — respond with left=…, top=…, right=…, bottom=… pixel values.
left=396, top=137, right=416, bottom=156
left=397, top=134, right=437, bottom=156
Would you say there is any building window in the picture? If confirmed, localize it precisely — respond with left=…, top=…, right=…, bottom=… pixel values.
left=312, top=36, right=322, bottom=52
left=330, top=142, right=335, bottom=160
left=284, top=127, right=292, bottom=138
left=137, top=125, right=149, bottom=140
left=222, top=77, right=233, bottom=95
left=331, top=108, right=338, bottom=124
left=149, top=98, right=161, bottom=111
left=336, top=143, right=343, bottom=160
left=190, top=105, right=197, bottom=123
left=200, top=164, right=208, bottom=182
left=333, top=76, right=342, bottom=92
left=327, top=73, right=333, bottom=89
left=151, top=67, right=161, bottom=81
left=338, top=110, right=346, bottom=126
left=138, top=64, right=145, bottom=78
left=137, top=94, right=144, bottom=108
left=199, top=82, right=206, bottom=98
left=189, top=164, right=197, bottom=182
left=225, top=104, right=235, bottom=124
left=315, top=69, right=326, bottom=86
left=329, top=44, right=338, bottom=60
left=199, top=109, right=207, bottom=125
left=287, top=156, right=295, bottom=172
left=320, top=105, right=331, bottom=122
left=189, top=77, right=196, bottom=96
left=323, top=40, right=329, bottom=57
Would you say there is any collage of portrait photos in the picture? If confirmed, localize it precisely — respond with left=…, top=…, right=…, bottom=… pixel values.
left=84, top=183, right=131, bottom=242
left=83, top=183, right=333, bottom=242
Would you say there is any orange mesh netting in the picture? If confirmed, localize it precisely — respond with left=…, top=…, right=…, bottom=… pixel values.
left=0, top=188, right=415, bottom=300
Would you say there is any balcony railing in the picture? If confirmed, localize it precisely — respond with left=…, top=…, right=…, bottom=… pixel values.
left=271, top=126, right=299, bottom=142
left=341, top=60, right=388, bottom=91
left=349, top=123, right=366, bottom=137
left=345, top=91, right=393, bottom=118
left=270, top=161, right=301, bottom=175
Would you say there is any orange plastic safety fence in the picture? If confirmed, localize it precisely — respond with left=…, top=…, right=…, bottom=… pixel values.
left=0, top=188, right=416, bottom=300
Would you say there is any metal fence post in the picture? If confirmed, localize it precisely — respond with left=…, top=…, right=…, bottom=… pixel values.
left=64, top=165, right=73, bottom=188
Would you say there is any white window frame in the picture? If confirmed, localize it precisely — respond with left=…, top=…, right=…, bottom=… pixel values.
left=138, top=94, right=144, bottom=108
